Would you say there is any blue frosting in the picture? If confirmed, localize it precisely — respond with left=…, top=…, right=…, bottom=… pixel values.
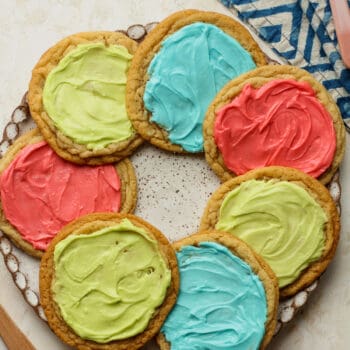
left=161, top=242, right=267, bottom=350
left=143, top=23, right=256, bottom=152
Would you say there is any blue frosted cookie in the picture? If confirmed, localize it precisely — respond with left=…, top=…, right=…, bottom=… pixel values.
left=157, top=231, right=279, bottom=350
left=126, top=10, right=266, bottom=153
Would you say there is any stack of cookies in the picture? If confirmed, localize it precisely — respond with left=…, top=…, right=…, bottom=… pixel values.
left=0, top=9, right=345, bottom=350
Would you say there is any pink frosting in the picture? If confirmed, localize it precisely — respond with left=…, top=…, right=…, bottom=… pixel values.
left=0, top=142, right=121, bottom=250
left=214, top=79, right=336, bottom=177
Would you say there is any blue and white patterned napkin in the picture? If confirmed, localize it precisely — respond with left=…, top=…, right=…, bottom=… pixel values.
left=219, top=0, right=350, bottom=131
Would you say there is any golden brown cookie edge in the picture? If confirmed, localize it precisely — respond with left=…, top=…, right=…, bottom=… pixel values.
left=115, top=158, right=138, bottom=214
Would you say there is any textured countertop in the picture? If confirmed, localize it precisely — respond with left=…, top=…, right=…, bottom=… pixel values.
left=1, top=1, right=349, bottom=349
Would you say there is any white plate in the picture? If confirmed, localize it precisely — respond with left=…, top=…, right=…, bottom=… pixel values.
left=0, top=23, right=342, bottom=348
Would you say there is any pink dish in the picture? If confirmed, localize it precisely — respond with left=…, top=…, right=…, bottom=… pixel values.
left=330, top=0, right=350, bottom=68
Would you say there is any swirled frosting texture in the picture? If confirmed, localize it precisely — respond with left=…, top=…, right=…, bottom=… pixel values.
left=216, top=180, right=327, bottom=287
left=144, top=23, right=256, bottom=152
left=214, top=80, right=336, bottom=177
left=162, top=242, right=267, bottom=350
left=53, top=219, right=171, bottom=343
left=43, top=43, right=134, bottom=150
left=0, top=142, right=121, bottom=250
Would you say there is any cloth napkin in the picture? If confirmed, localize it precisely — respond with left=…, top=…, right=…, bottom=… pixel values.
left=219, top=0, right=350, bottom=131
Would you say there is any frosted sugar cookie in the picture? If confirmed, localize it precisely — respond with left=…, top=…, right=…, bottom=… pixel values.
left=40, top=213, right=179, bottom=350
left=158, top=231, right=278, bottom=350
left=0, top=129, right=137, bottom=258
left=200, top=166, right=340, bottom=298
left=127, top=10, right=267, bottom=153
left=28, top=31, right=143, bottom=165
left=203, top=65, right=345, bottom=184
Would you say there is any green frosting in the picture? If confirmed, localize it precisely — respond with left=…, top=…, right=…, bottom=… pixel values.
left=43, top=43, right=134, bottom=150
left=52, top=219, right=171, bottom=343
left=216, top=180, right=326, bottom=287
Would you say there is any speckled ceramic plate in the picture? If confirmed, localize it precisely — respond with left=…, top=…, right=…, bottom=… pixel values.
left=0, top=23, right=341, bottom=349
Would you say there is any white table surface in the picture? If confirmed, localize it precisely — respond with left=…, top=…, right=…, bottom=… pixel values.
left=1, top=1, right=350, bottom=349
